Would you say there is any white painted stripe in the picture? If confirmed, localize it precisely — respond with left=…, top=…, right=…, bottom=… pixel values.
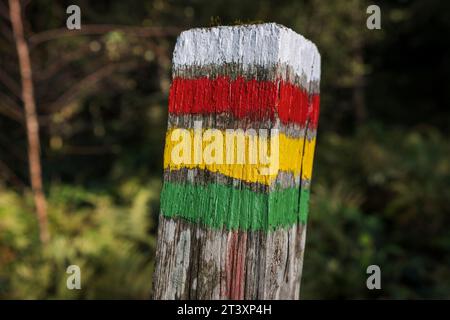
left=173, top=23, right=321, bottom=83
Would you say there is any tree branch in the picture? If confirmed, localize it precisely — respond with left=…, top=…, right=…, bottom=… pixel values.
left=0, top=91, right=24, bottom=122
left=44, top=60, right=139, bottom=115
left=29, top=25, right=181, bottom=47
left=0, top=68, right=21, bottom=98
left=0, top=0, right=10, bottom=21
left=0, top=159, right=25, bottom=189
left=34, top=44, right=93, bottom=81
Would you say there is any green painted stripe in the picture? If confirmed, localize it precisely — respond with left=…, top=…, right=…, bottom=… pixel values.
left=160, top=181, right=310, bottom=231
left=299, top=187, right=310, bottom=224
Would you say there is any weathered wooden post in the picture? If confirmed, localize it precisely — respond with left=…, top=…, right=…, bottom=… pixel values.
left=153, top=23, right=320, bottom=299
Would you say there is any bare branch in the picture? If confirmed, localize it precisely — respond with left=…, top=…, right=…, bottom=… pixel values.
left=0, top=91, right=23, bottom=122
left=29, top=25, right=181, bottom=47
left=0, top=0, right=10, bottom=20
left=45, top=60, right=139, bottom=114
left=0, top=159, right=25, bottom=189
left=0, top=103, right=23, bottom=122
left=34, top=44, right=93, bottom=81
left=0, top=68, right=21, bottom=98
left=61, top=145, right=118, bottom=155
left=0, top=19, right=13, bottom=41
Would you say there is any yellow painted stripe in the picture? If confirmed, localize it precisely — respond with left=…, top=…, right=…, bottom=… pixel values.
left=301, top=134, right=317, bottom=181
left=163, top=128, right=316, bottom=185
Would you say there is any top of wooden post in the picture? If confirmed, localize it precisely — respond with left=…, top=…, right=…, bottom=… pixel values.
left=173, top=23, right=321, bottom=86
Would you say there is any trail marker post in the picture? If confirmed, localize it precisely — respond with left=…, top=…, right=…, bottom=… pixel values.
left=153, top=23, right=321, bottom=299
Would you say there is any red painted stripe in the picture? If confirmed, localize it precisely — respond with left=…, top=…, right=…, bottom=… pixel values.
left=168, top=76, right=320, bottom=128
left=310, top=95, right=320, bottom=129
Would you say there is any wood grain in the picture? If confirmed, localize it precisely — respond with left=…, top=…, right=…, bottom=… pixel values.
left=153, top=216, right=306, bottom=299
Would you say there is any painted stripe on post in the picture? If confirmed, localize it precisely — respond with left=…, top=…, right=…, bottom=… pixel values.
left=163, top=128, right=317, bottom=184
left=160, top=181, right=311, bottom=230
left=168, top=77, right=319, bottom=128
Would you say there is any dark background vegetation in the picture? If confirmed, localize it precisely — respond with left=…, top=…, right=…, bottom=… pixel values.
left=0, top=0, right=449, bottom=299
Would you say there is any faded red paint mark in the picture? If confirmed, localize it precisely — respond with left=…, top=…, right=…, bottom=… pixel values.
left=223, top=231, right=247, bottom=299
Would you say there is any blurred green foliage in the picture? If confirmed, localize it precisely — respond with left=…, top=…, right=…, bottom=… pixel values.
left=0, top=179, right=160, bottom=299
left=0, top=0, right=449, bottom=299
left=303, top=127, right=450, bottom=299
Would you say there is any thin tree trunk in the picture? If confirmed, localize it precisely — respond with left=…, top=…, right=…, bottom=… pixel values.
left=9, top=0, right=49, bottom=244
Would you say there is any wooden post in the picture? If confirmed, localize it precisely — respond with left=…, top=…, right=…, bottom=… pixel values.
left=153, top=23, right=320, bottom=299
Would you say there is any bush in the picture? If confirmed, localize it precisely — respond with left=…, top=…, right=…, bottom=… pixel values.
left=0, top=179, right=160, bottom=299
